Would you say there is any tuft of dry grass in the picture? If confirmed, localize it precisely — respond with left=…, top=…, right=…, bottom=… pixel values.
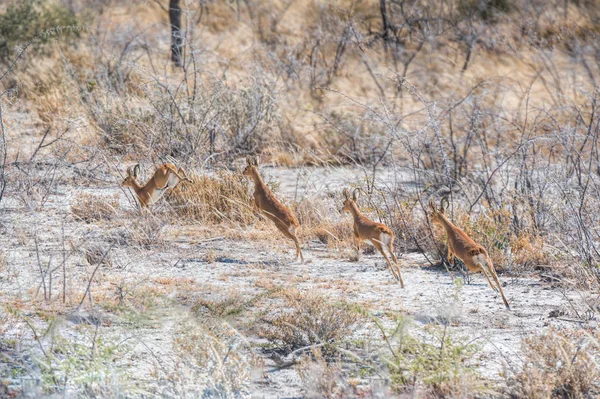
left=71, top=192, right=119, bottom=222
left=167, top=171, right=255, bottom=225
left=505, top=328, right=600, bottom=399
left=292, top=196, right=354, bottom=248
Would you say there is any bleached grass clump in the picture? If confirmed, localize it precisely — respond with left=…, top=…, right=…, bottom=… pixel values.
left=167, top=171, right=255, bottom=226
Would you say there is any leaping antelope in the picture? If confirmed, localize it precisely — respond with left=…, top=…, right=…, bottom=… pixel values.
left=243, top=156, right=304, bottom=263
left=122, top=163, right=193, bottom=214
left=341, top=188, right=404, bottom=287
left=428, top=198, right=510, bottom=310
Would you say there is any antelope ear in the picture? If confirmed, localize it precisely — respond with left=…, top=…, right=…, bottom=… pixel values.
left=253, top=156, right=260, bottom=166
left=342, top=188, right=349, bottom=199
left=429, top=198, right=436, bottom=211
left=440, top=197, right=449, bottom=212
left=133, top=164, right=140, bottom=178
left=352, top=188, right=359, bottom=202
left=246, top=157, right=253, bottom=166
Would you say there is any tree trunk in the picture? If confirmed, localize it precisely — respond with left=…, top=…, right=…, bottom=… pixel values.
left=380, top=0, right=389, bottom=42
left=169, top=0, right=183, bottom=67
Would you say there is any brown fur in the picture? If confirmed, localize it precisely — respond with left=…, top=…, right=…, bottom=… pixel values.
left=342, top=189, right=404, bottom=287
left=122, top=163, right=193, bottom=214
left=243, top=157, right=304, bottom=263
left=429, top=198, right=510, bottom=310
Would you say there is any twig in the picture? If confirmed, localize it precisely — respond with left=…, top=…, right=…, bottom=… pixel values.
left=77, top=244, right=115, bottom=309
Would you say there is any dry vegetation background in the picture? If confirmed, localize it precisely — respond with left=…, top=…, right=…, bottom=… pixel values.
left=1, top=0, right=600, bottom=397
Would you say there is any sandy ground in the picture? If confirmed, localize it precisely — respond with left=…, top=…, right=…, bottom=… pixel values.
left=0, top=164, right=597, bottom=398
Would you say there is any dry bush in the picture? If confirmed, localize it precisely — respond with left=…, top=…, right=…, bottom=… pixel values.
left=155, top=319, right=251, bottom=397
left=455, top=205, right=549, bottom=273
left=71, top=192, right=119, bottom=222
left=388, top=200, right=439, bottom=256
left=258, top=288, right=363, bottom=358
left=506, top=328, right=600, bottom=399
left=167, top=170, right=254, bottom=225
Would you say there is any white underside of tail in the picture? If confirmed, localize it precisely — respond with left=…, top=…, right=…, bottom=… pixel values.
left=473, top=254, right=489, bottom=271
left=379, top=233, right=391, bottom=246
left=366, top=233, right=390, bottom=247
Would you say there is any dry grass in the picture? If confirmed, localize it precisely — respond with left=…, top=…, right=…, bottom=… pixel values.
left=71, top=192, right=119, bottom=222
left=506, top=328, right=600, bottom=398
left=456, top=206, right=550, bottom=273
left=167, top=171, right=255, bottom=225
left=292, top=196, right=354, bottom=248
left=2, top=0, right=600, bottom=396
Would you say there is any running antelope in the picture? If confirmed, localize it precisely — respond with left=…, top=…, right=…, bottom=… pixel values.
left=243, top=156, right=304, bottom=263
left=428, top=198, right=510, bottom=310
left=341, top=188, right=404, bottom=287
left=122, top=163, right=193, bottom=214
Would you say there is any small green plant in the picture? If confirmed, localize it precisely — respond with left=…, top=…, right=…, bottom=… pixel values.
left=361, top=311, right=483, bottom=396
left=16, top=317, right=131, bottom=397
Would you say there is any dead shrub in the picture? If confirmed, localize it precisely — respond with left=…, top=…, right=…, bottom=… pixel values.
left=71, top=192, right=118, bottom=222
left=167, top=171, right=254, bottom=225
left=506, top=328, right=600, bottom=399
left=257, top=288, right=363, bottom=358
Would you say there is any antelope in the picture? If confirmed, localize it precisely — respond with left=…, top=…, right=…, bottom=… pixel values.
left=341, top=188, right=404, bottom=287
left=122, top=163, right=193, bottom=214
left=428, top=198, right=510, bottom=310
left=243, top=156, right=304, bottom=263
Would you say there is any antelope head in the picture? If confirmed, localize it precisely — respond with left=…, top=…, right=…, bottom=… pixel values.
left=122, top=164, right=141, bottom=188
left=243, top=156, right=259, bottom=177
left=428, top=197, right=449, bottom=225
left=341, top=188, right=359, bottom=214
